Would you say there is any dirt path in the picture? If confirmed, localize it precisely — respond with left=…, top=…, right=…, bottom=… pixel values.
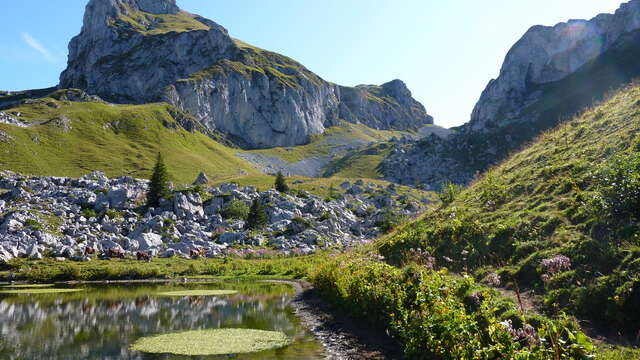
left=287, top=281, right=403, bottom=360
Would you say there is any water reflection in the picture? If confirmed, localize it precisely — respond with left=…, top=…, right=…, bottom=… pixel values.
left=0, top=282, right=324, bottom=360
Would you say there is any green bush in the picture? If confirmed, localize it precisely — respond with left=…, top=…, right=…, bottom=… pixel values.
left=312, top=255, right=594, bottom=359
left=220, top=199, right=249, bottom=220
left=24, top=218, right=43, bottom=231
left=81, top=208, right=97, bottom=219
left=438, top=181, right=464, bottom=206
left=593, top=151, right=640, bottom=223
left=377, top=208, right=402, bottom=233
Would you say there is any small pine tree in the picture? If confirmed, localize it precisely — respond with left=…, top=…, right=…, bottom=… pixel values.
left=275, top=171, right=289, bottom=192
left=147, top=153, right=170, bottom=208
left=245, top=198, right=268, bottom=230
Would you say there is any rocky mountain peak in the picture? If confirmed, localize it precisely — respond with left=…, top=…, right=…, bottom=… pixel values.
left=381, top=79, right=412, bottom=100
left=468, top=0, right=640, bottom=132
left=119, top=0, right=179, bottom=15
left=60, top=0, right=432, bottom=149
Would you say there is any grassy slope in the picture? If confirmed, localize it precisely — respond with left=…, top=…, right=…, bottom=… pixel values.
left=309, top=85, right=640, bottom=358
left=244, top=122, right=410, bottom=165
left=209, top=174, right=433, bottom=202
left=379, top=85, right=640, bottom=332
left=0, top=98, right=259, bottom=184
left=114, top=5, right=209, bottom=36
left=323, top=143, right=392, bottom=179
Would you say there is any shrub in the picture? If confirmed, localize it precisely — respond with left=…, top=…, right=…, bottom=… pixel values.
left=312, top=255, right=594, bottom=359
left=438, top=181, right=464, bottom=206
left=81, top=208, right=97, bottom=219
left=105, top=210, right=123, bottom=219
left=593, top=151, right=640, bottom=223
left=220, top=199, right=249, bottom=220
left=318, top=211, right=331, bottom=222
left=377, top=208, right=402, bottom=233
left=274, top=171, right=289, bottom=192
left=24, top=218, right=43, bottom=230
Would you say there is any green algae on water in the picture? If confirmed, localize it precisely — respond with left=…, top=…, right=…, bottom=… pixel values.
left=130, top=328, right=291, bottom=355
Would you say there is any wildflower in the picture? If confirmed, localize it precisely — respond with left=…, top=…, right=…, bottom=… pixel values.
left=483, top=272, right=501, bottom=287
left=541, top=255, right=571, bottom=279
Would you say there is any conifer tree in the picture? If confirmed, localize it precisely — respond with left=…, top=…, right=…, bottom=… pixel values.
left=275, top=171, right=289, bottom=192
left=245, top=198, right=268, bottom=230
left=147, top=153, right=170, bottom=208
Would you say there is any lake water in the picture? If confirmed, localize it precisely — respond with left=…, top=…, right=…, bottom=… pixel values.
left=0, top=281, right=325, bottom=359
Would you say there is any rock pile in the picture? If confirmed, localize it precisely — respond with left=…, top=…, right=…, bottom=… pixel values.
left=0, top=171, right=425, bottom=263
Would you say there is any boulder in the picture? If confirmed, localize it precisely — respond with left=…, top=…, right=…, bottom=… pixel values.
left=193, top=172, right=209, bottom=185
left=136, top=233, right=163, bottom=251
left=174, top=192, right=204, bottom=219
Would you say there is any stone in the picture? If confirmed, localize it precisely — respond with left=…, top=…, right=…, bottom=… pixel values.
left=108, top=188, right=128, bottom=210
left=160, top=248, right=177, bottom=258
left=193, top=172, right=209, bottom=185
left=136, top=233, right=163, bottom=251
left=174, top=192, right=204, bottom=219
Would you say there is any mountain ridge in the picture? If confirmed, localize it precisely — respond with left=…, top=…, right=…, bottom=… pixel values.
left=59, top=0, right=433, bottom=149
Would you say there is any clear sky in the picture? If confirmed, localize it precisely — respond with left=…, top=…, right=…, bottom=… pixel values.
left=0, top=0, right=626, bottom=128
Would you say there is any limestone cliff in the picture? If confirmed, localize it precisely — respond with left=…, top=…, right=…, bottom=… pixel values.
left=60, top=0, right=432, bottom=149
left=382, top=0, right=640, bottom=189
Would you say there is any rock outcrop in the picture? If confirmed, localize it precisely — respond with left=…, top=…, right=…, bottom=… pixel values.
left=382, top=0, right=640, bottom=189
left=59, top=0, right=432, bottom=149
left=469, top=0, right=640, bottom=132
left=338, top=80, right=433, bottom=130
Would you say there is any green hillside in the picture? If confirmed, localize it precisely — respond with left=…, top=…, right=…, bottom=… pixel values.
left=323, top=142, right=391, bottom=179
left=0, top=94, right=259, bottom=184
left=245, top=121, right=409, bottom=165
left=312, top=84, right=640, bottom=358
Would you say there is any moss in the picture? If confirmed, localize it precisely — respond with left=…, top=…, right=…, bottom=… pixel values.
left=156, top=290, right=238, bottom=296
left=130, top=328, right=291, bottom=356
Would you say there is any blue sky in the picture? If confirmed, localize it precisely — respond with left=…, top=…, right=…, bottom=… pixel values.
left=0, top=0, right=625, bottom=128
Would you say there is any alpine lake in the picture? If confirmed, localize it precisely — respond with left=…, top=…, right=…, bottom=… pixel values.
left=0, top=281, right=326, bottom=359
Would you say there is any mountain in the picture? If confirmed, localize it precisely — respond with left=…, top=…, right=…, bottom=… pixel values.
left=59, top=0, right=433, bottom=149
left=382, top=0, right=640, bottom=189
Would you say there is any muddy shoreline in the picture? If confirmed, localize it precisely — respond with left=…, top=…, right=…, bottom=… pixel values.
left=284, top=280, right=403, bottom=360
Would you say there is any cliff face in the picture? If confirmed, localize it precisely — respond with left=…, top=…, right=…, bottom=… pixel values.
left=338, top=80, right=434, bottom=130
left=60, top=0, right=432, bottom=149
left=468, top=0, right=640, bottom=132
left=382, top=0, right=640, bottom=189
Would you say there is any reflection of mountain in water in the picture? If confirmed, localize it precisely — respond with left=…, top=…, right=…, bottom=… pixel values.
left=0, top=284, right=317, bottom=360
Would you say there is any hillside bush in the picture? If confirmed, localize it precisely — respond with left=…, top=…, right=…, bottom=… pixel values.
left=438, top=181, right=464, bottom=206
left=312, top=255, right=593, bottom=359
left=220, top=199, right=249, bottom=220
